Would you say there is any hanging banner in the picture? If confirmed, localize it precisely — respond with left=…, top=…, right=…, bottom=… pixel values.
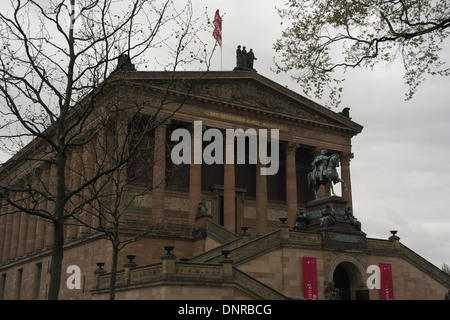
left=379, top=263, right=394, bottom=300
left=302, top=257, right=318, bottom=300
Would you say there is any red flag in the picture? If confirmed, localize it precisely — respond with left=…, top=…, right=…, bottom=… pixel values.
left=212, top=10, right=222, bottom=47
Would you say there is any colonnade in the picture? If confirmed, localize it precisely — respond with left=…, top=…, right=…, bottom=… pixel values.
left=0, top=122, right=354, bottom=263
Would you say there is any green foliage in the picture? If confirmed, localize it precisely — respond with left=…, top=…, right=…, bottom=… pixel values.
left=274, top=0, right=450, bottom=107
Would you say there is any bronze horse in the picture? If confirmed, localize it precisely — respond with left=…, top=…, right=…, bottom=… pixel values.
left=307, top=154, right=347, bottom=199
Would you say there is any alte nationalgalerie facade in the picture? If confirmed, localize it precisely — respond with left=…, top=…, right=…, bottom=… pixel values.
left=0, top=70, right=449, bottom=300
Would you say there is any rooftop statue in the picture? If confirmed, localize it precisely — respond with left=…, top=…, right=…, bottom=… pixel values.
left=116, top=53, right=136, bottom=72
left=234, top=45, right=257, bottom=71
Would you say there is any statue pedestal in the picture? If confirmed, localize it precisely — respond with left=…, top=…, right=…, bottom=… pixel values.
left=194, top=214, right=213, bottom=231
left=305, top=196, right=366, bottom=251
left=233, top=66, right=256, bottom=72
left=305, top=196, right=348, bottom=230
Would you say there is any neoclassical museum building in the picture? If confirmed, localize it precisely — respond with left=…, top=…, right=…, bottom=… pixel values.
left=0, top=64, right=449, bottom=300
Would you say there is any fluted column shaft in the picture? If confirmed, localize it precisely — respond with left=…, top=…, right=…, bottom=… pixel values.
left=152, top=122, right=168, bottom=225
left=189, top=124, right=202, bottom=227
left=286, top=143, right=299, bottom=226
left=256, top=162, right=267, bottom=235
left=340, top=153, right=354, bottom=210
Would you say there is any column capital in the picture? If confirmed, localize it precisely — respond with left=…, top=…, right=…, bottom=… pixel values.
left=340, top=152, right=354, bottom=161
left=285, top=142, right=300, bottom=155
left=154, top=117, right=171, bottom=129
left=187, top=121, right=206, bottom=132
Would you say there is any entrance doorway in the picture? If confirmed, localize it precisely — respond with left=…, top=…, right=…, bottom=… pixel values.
left=330, top=261, right=369, bottom=300
left=333, top=265, right=351, bottom=300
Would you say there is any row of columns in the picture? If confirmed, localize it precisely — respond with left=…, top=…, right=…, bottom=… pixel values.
left=0, top=191, right=54, bottom=264
left=0, top=122, right=354, bottom=263
left=0, top=121, right=171, bottom=264
left=180, top=127, right=354, bottom=234
left=0, top=143, right=98, bottom=264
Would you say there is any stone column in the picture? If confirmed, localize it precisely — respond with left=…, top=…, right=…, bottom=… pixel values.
left=77, top=145, right=92, bottom=236
left=285, top=142, right=299, bottom=226
left=65, top=151, right=78, bottom=240
left=152, top=121, right=168, bottom=226
left=33, top=218, right=45, bottom=251
left=223, top=162, right=235, bottom=232
left=0, top=199, right=6, bottom=261
left=1, top=209, right=13, bottom=263
left=25, top=215, right=37, bottom=255
left=340, top=153, right=354, bottom=210
left=34, top=217, right=45, bottom=252
left=44, top=220, right=54, bottom=249
left=255, top=162, right=267, bottom=235
left=17, top=208, right=29, bottom=257
left=188, top=124, right=202, bottom=228
left=224, top=132, right=235, bottom=232
left=9, top=192, right=22, bottom=260
left=44, top=164, right=57, bottom=249
left=35, top=168, right=49, bottom=251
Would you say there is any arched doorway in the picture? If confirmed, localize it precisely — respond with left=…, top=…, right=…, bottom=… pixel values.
left=328, top=257, right=369, bottom=300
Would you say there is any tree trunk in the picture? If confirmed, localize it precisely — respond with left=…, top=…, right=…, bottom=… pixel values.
left=47, top=152, right=67, bottom=300
left=109, top=244, right=119, bottom=300
left=47, top=219, right=64, bottom=300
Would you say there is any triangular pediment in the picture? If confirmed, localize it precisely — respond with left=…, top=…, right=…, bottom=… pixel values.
left=126, top=71, right=363, bottom=135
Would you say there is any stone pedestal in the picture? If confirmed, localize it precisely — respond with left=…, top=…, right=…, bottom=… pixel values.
left=194, top=214, right=213, bottom=231
left=305, top=196, right=348, bottom=231
left=306, top=196, right=366, bottom=252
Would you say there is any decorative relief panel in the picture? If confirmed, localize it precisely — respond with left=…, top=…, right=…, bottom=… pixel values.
left=244, top=205, right=286, bottom=221
left=169, top=80, right=332, bottom=124
left=131, top=265, right=163, bottom=281
left=268, top=207, right=286, bottom=221
left=244, top=206, right=256, bottom=219
left=132, top=193, right=152, bottom=208
left=164, top=196, right=189, bottom=212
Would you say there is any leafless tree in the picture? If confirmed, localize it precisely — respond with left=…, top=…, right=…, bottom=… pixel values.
left=0, top=0, right=214, bottom=300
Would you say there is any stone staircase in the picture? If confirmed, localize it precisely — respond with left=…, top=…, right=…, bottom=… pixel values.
left=92, top=221, right=289, bottom=300
left=189, top=225, right=282, bottom=266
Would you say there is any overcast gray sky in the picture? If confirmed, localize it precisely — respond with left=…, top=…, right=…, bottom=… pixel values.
left=193, top=0, right=450, bottom=269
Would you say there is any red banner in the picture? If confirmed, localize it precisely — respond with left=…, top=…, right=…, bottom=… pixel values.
left=303, top=257, right=318, bottom=300
left=212, top=10, right=222, bottom=46
left=379, top=263, right=394, bottom=300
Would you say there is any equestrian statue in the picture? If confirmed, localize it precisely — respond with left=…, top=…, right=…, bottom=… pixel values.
left=307, top=149, right=348, bottom=199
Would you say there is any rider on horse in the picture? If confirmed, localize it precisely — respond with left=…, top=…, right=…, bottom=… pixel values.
left=308, top=149, right=348, bottom=199
left=311, top=149, right=329, bottom=183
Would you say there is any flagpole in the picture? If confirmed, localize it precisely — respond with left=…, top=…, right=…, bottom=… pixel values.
left=220, top=12, right=222, bottom=71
